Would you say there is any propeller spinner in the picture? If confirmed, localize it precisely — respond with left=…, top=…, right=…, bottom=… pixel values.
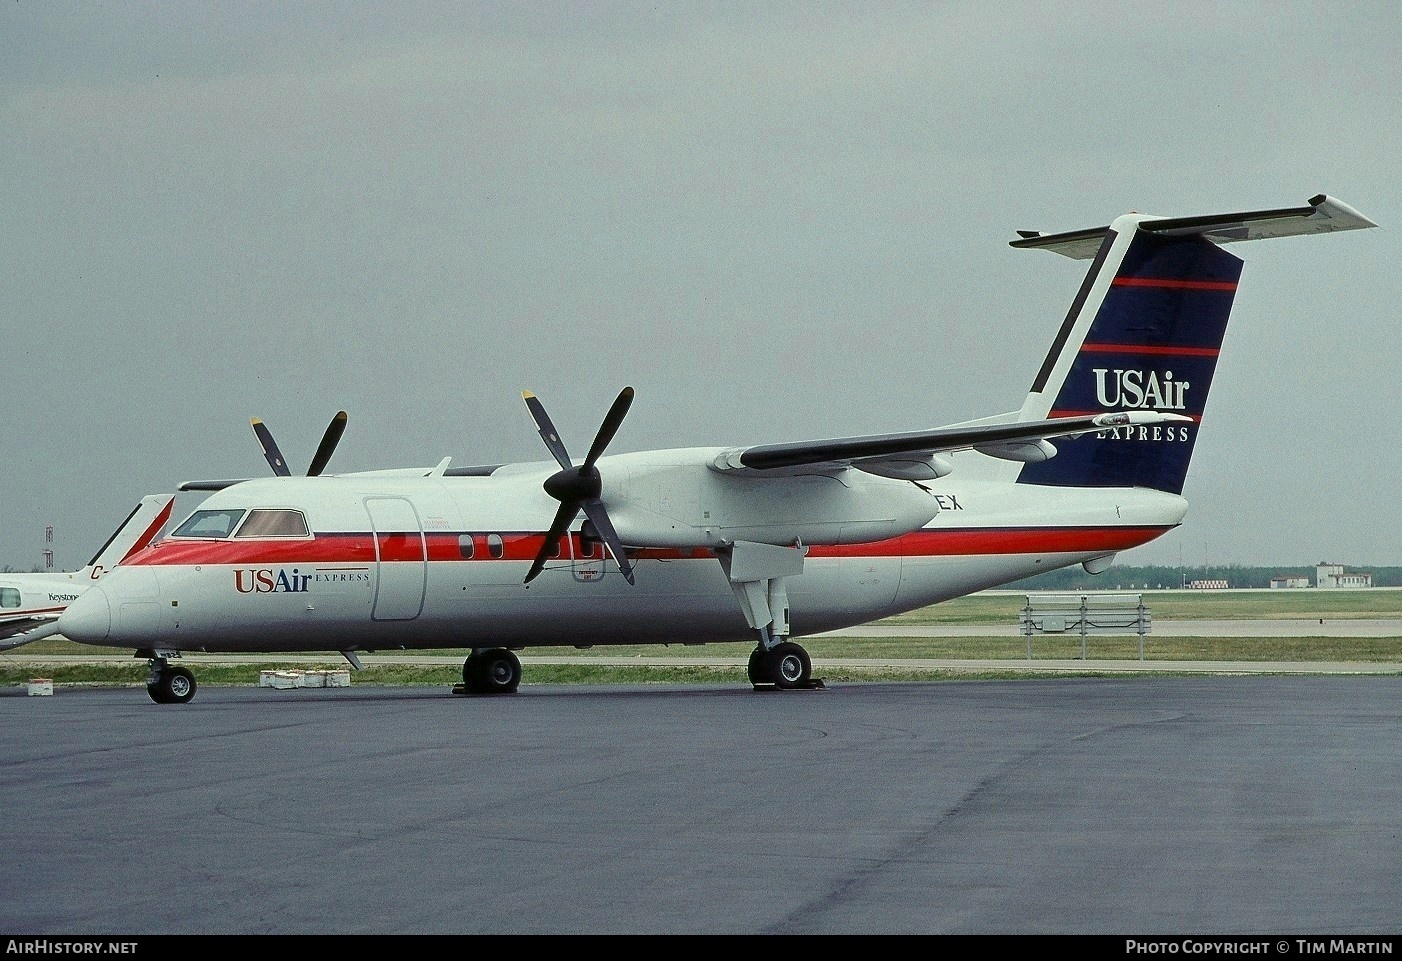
left=522, top=387, right=636, bottom=585
left=251, top=411, right=348, bottom=477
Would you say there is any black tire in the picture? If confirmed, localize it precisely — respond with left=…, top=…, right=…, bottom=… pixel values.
left=747, top=646, right=775, bottom=686
left=148, top=666, right=196, bottom=704
left=462, top=648, right=521, bottom=695
left=770, top=642, right=811, bottom=690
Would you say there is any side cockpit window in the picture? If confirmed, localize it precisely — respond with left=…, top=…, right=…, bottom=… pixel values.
left=235, top=509, right=311, bottom=539
left=171, top=509, right=247, bottom=539
left=0, top=587, right=19, bottom=609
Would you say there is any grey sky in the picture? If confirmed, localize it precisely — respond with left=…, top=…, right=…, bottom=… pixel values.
left=3, top=1, right=1398, bottom=572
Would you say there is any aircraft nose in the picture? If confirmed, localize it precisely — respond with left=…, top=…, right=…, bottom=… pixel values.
left=58, top=585, right=112, bottom=643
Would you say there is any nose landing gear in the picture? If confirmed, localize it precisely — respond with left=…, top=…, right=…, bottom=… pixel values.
left=145, top=653, right=196, bottom=704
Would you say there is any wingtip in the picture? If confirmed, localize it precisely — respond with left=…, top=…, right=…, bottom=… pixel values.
left=522, top=390, right=536, bottom=400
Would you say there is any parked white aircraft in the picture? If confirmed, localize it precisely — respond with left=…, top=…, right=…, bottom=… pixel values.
left=0, top=494, right=175, bottom=651
left=55, top=194, right=1376, bottom=703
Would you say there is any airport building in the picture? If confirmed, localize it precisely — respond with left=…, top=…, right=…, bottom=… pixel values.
left=1268, top=565, right=1372, bottom=589
left=1315, top=562, right=1372, bottom=589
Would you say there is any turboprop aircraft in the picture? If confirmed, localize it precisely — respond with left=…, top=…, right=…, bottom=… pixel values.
left=0, top=494, right=174, bottom=651
left=54, top=194, right=1376, bottom=703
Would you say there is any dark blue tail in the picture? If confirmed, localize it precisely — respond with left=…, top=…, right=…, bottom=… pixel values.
left=1008, top=195, right=1374, bottom=494
left=1015, top=227, right=1240, bottom=494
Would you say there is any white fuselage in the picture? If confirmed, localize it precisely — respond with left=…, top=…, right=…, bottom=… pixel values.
left=56, top=452, right=1187, bottom=655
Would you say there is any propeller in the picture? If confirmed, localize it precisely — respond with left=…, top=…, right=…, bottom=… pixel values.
left=522, top=387, right=636, bottom=585
left=251, top=411, right=348, bottom=477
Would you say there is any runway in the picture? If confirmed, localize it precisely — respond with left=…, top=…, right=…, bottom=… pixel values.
left=1, top=677, right=1396, bottom=936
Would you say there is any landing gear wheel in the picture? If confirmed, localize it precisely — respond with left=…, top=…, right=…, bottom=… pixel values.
left=462, top=648, right=522, bottom=695
left=747, top=646, right=776, bottom=686
left=147, top=666, right=196, bottom=704
left=748, top=642, right=812, bottom=689
left=770, top=642, right=812, bottom=690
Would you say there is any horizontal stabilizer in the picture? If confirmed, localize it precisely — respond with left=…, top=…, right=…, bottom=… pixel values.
left=1012, top=194, right=1376, bottom=260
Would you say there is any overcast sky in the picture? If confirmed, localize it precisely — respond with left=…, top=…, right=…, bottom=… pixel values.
left=3, top=1, right=1398, bottom=573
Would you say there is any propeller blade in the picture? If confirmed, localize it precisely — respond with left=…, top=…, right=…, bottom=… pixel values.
left=307, top=411, right=348, bottom=476
left=582, top=386, right=635, bottom=469
left=522, top=391, right=573, bottom=471
left=524, top=500, right=580, bottom=584
left=251, top=418, right=291, bottom=477
left=580, top=498, right=635, bottom=585
left=523, top=386, right=638, bottom=586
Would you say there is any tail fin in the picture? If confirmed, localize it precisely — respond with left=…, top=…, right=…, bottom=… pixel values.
left=1010, top=194, right=1375, bottom=494
left=76, top=494, right=176, bottom=580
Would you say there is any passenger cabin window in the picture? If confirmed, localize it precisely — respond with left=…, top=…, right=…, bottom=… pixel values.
left=458, top=535, right=475, bottom=559
left=487, top=534, right=504, bottom=559
left=171, top=509, right=247, bottom=539
left=234, top=509, right=311, bottom=538
left=0, top=587, right=19, bottom=609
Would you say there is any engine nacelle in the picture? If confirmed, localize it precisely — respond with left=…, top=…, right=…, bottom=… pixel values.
left=602, top=451, right=940, bottom=549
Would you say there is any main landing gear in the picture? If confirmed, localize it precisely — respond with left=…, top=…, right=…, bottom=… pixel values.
left=144, top=653, right=197, bottom=704
left=455, top=647, right=522, bottom=695
left=721, top=540, right=823, bottom=691
left=746, top=636, right=823, bottom=691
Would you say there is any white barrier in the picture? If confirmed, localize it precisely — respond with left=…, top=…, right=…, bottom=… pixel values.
left=258, top=669, right=352, bottom=690
left=1020, top=593, right=1152, bottom=660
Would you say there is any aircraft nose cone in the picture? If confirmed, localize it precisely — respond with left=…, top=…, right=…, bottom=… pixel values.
left=58, top=585, right=112, bottom=643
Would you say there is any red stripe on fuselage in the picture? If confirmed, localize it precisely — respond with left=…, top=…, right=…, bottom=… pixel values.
left=4, top=606, right=65, bottom=618
left=128, top=525, right=1171, bottom=568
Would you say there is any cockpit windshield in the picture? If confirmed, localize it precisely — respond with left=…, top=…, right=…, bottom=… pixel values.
left=170, top=509, right=246, bottom=539
left=234, top=509, right=310, bottom=538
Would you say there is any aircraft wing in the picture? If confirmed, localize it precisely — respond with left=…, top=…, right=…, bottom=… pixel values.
left=711, top=411, right=1189, bottom=479
left=0, top=616, right=62, bottom=651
